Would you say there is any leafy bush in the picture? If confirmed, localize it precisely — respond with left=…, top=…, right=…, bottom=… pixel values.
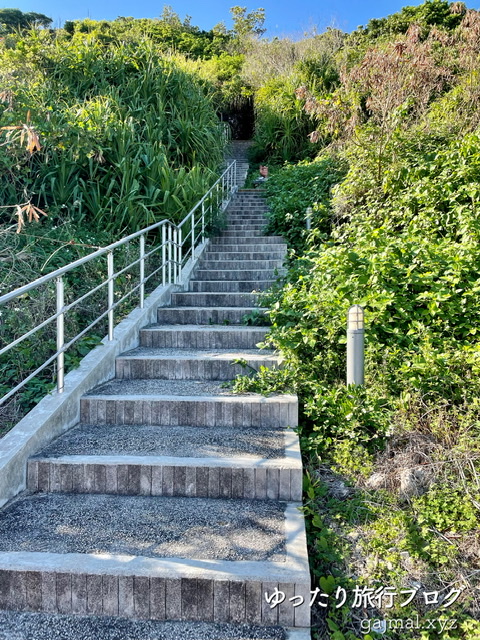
left=263, top=156, right=347, bottom=252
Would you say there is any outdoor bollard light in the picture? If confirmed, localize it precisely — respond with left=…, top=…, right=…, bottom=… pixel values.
left=306, top=206, right=313, bottom=230
left=347, top=305, right=365, bottom=386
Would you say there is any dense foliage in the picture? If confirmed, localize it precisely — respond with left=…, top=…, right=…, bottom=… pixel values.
left=0, top=34, right=226, bottom=236
left=0, top=22, right=228, bottom=424
left=232, top=3, right=480, bottom=638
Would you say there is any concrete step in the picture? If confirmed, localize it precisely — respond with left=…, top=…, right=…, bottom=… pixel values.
left=208, top=244, right=286, bottom=253
left=227, top=208, right=269, bottom=213
left=220, top=231, right=277, bottom=238
left=194, top=270, right=283, bottom=282
left=0, top=493, right=309, bottom=625
left=140, top=325, right=270, bottom=349
left=172, top=292, right=260, bottom=306
left=28, top=425, right=301, bottom=501
left=0, top=493, right=290, bottom=561
left=226, top=211, right=268, bottom=215
left=213, top=237, right=284, bottom=245
left=226, top=220, right=266, bottom=225
left=232, top=200, right=267, bottom=204
left=33, top=423, right=291, bottom=462
left=0, top=612, right=311, bottom=640
left=116, top=347, right=277, bottom=380
left=224, top=225, right=267, bottom=231
left=199, top=261, right=283, bottom=271
left=226, top=219, right=268, bottom=224
left=227, top=212, right=269, bottom=221
left=188, top=282, right=274, bottom=293
left=156, top=306, right=266, bottom=325
left=80, top=380, right=297, bottom=428
left=204, top=252, right=285, bottom=261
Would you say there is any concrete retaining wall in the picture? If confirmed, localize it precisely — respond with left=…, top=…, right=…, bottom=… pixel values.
left=0, top=245, right=207, bottom=507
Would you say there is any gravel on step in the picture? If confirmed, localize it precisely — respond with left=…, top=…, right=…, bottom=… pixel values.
left=0, top=612, right=288, bottom=640
left=88, top=379, right=261, bottom=397
left=0, top=494, right=286, bottom=561
left=36, top=424, right=287, bottom=459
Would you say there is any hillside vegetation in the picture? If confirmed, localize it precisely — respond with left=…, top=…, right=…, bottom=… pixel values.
left=233, top=2, right=480, bottom=638
left=0, top=14, right=229, bottom=421
left=2, top=3, right=480, bottom=638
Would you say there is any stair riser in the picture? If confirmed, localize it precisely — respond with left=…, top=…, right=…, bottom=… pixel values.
left=208, top=244, right=286, bottom=253
left=227, top=213, right=268, bottom=217
left=205, top=252, right=285, bottom=260
left=156, top=308, right=264, bottom=324
left=225, top=221, right=267, bottom=225
left=186, top=280, right=275, bottom=294
left=225, top=224, right=268, bottom=229
left=172, top=293, right=260, bottom=306
left=80, top=397, right=298, bottom=428
left=220, top=231, right=275, bottom=238
left=0, top=569, right=308, bottom=626
left=213, top=237, right=284, bottom=244
left=228, top=211, right=267, bottom=214
left=115, top=357, right=277, bottom=381
left=227, top=214, right=268, bottom=218
left=195, top=270, right=283, bottom=281
left=28, top=461, right=301, bottom=501
left=199, top=260, right=283, bottom=270
left=224, top=225, right=266, bottom=231
left=140, top=329, right=268, bottom=349
left=227, top=209, right=269, bottom=213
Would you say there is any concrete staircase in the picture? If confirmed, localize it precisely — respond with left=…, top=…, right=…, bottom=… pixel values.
left=0, top=157, right=310, bottom=638
left=228, top=140, right=251, bottom=188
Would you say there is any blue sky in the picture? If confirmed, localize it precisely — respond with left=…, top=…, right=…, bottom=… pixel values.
left=0, top=0, right=447, bottom=34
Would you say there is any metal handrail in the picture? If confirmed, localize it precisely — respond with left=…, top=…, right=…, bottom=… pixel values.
left=0, top=160, right=237, bottom=405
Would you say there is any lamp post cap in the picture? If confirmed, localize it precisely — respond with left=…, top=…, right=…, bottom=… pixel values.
left=348, top=304, right=364, bottom=329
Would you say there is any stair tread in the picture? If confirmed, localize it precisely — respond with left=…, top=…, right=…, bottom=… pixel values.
left=156, top=307, right=267, bottom=313
left=32, top=424, right=294, bottom=460
left=0, top=612, right=294, bottom=640
left=86, top=379, right=292, bottom=399
left=0, top=493, right=286, bottom=562
left=119, top=347, right=276, bottom=360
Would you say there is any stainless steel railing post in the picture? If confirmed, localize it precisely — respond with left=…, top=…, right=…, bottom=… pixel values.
left=107, top=251, right=114, bottom=341
left=56, top=276, right=65, bottom=393
left=139, top=234, right=145, bottom=308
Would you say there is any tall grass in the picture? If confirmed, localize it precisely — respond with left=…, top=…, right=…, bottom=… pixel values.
left=0, top=33, right=225, bottom=236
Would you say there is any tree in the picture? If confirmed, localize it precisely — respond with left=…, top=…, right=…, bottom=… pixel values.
left=24, top=12, right=52, bottom=28
left=0, top=8, right=52, bottom=32
left=230, top=6, right=266, bottom=38
left=159, top=5, right=183, bottom=28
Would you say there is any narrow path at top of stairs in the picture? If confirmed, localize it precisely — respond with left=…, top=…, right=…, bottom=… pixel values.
left=0, top=143, right=311, bottom=640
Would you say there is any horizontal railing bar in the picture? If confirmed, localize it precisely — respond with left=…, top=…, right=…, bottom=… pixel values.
left=144, top=244, right=163, bottom=259
left=109, top=281, right=141, bottom=310
left=0, top=311, right=57, bottom=356
left=0, top=350, right=59, bottom=405
left=0, top=161, right=237, bottom=405
left=0, top=274, right=112, bottom=356
left=0, top=222, right=166, bottom=306
left=62, top=278, right=109, bottom=314
left=0, top=302, right=117, bottom=405
left=142, top=263, right=165, bottom=285
left=112, top=256, right=144, bottom=280
left=60, top=309, right=110, bottom=354
left=0, top=161, right=236, bottom=306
